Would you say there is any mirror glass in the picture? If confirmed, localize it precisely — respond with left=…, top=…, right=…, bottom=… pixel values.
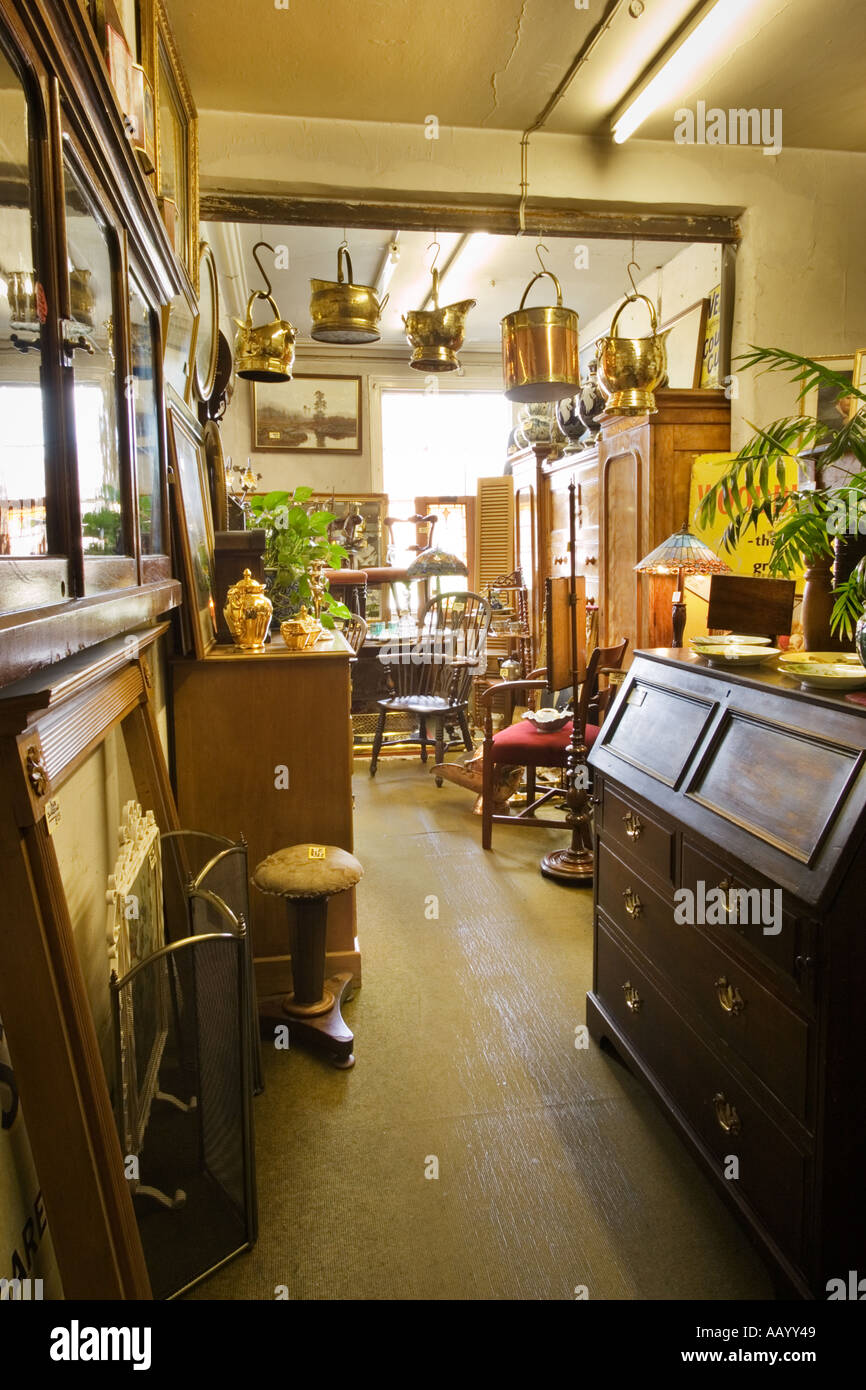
left=129, top=276, right=163, bottom=554
left=0, top=44, right=47, bottom=557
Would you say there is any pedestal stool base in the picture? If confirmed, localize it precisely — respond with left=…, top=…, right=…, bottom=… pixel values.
left=260, top=972, right=356, bottom=1068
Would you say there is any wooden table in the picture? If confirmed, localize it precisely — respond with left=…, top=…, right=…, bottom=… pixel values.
left=171, top=632, right=359, bottom=1000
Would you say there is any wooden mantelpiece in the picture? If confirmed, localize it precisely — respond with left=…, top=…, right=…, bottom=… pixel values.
left=0, top=629, right=181, bottom=1299
left=170, top=632, right=360, bottom=1000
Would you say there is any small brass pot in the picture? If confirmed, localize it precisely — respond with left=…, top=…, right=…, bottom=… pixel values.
left=224, top=568, right=273, bottom=651
left=501, top=270, right=580, bottom=403
left=280, top=606, right=323, bottom=651
left=234, top=291, right=296, bottom=382
left=403, top=268, right=475, bottom=373
left=597, top=294, right=669, bottom=416
left=310, top=247, right=387, bottom=344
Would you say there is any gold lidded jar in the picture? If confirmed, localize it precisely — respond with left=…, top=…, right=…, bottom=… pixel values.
left=224, top=567, right=273, bottom=651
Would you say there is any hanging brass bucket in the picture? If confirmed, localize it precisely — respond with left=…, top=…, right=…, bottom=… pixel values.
left=501, top=269, right=580, bottom=403
left=403, top=268, right=475, bottom=372
left=310, top=246, right=387, bottom=344
left=597, top=293, right=669, bottom=416
left=233, top=291, right=296, bottom=382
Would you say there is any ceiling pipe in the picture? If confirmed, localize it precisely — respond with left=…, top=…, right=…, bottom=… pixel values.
left=517, top=0, right=629, bottom=233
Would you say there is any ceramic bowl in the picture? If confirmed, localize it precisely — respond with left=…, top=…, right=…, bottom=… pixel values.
left=689, top=634, right=771, bottom=647
left=790, top=663, right=866, bottom=692
left=523, top=707, right=570, bottom=734
left=691, top=644, right=782, bottom=668
left=777, top=651, right=861, bottom=667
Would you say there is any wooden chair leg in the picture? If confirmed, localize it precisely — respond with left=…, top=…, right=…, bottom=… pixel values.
left=370, top=710, right=386, bottom=776
left=526, top=763, right=536, bottom=810
left=458, top=708, right=474, bottom=752
left=418, top=715, right=428, bottom=764
left=482, top=746, right=495, bottom=850
left=434, top=718, right=445, bottom=785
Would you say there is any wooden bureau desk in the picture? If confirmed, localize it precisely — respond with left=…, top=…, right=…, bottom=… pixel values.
left=171, top=632, right=359, bottom=1000
left=588, top=649, right=866, bottom=1298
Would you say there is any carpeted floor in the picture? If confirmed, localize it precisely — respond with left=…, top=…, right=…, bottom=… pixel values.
left=189, top=756, right=774, bottom=1301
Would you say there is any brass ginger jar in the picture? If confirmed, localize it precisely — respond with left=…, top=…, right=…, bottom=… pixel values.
left=596, top=293, right=670, bottom=416
left=224, top=568, right=273, bottom=651
left=403, top=268, right=476, bottom=372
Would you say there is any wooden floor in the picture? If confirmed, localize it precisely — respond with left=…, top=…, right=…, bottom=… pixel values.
left=189, top=756, right=775, bottom=1300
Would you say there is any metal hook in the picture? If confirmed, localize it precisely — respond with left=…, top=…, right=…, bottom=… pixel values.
left=536, top=241, right=550, bottom=273
left=339, top=229, right=348, bottom=251
left=626, top=259, right=641, bottom=299
left=427, top=237, right=441, bottom=272
left=251, top=241, right=275, bottom=300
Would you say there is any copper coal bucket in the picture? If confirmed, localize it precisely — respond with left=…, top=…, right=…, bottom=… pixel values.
left=597, top=293, right=670, bottom=416
left=501, top=269, right=580, bottom=403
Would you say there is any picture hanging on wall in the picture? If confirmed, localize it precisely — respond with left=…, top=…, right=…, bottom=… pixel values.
left=167, top=388, right=217, bottom=659
left=798, top=354, right=857, bottom=432
left=660, top=298, right=710, bottom=389
left=253, top=374, right=363, bottom=453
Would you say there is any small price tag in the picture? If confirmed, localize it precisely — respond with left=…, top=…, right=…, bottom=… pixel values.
left=45, top=799, right=62, bottom=835
left=308, top=845, right=326, bottom=860
left=626, top=687, right=646, bottom=707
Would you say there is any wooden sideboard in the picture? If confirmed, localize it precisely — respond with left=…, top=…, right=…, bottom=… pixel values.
left=587, top=650, right=866, bottom=1297
left=171, top=633, right=360, bottom=1000
left=512, top=391, right=730, bottom=665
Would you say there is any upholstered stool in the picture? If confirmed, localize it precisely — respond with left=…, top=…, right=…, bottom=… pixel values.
left=252, top=844, right=363, bottom=1069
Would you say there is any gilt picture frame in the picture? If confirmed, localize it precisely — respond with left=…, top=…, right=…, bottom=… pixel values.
left=167, top=389, right=216, bottom=659
left=253, top=374, right=363, bottom=453
left=149, top=0, right=199, bottom=291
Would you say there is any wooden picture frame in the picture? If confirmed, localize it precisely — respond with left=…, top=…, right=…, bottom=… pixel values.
left=797, top=354, right=857, bottom=432
left=253, top=374, right=363, bottom=453
left=161, top=282, right=198, bottom=405
left=150, top=0, right=198, bottom=291
left=167, top=390, right=216, bottom=659
left=660, top=298, right=710, bottom=389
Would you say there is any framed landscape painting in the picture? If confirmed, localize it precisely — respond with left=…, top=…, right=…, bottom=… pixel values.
left=253, top=374, right=362, bottom=453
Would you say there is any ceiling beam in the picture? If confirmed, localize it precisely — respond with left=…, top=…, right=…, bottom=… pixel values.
left=199, top=188, right=740, bottom=244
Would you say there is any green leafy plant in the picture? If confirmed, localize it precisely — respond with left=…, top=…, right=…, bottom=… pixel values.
left=696, top=347, right=866, bottom=637
left=247, top=485, right=352, bottom=628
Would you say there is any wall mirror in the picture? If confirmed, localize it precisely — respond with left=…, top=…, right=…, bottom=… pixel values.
left=193, top=242, right=219, bottom=403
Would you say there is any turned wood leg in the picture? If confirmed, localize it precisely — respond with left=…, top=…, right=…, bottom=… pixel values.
left=458, top=708, right=474, bottom=752
left=482, top=746, right=495, bottom=850
left=526, top=763, right=537, bottom=812
left=419, top=715, right=428, bottom=763
left=370, top=709, right=386, bottom=776
left=434, top=718, right=446, bottom=782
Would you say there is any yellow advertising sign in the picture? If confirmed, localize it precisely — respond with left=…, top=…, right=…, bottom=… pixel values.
left=689, top=452, right=805, bottom=590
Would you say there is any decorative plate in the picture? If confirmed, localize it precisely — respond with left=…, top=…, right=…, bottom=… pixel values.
left=690, top=634, right=772, bottom=647
left=777, top=651, right=861, bottom=667
left=790, top=663, right=866, bottom=692
left=692, top=644, right=782, bottom=668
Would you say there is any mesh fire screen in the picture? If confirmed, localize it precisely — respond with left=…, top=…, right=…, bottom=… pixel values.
left=110, top=924, right=257, bottom=1300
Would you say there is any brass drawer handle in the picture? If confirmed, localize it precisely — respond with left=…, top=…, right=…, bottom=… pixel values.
left=713, top=1092, right=741, bottom=1135
left=715, top=975, right=745, bottom=1014
left=622, top=811, right=643, bottom=840
left=622, top=981, right=642, bottom=1012
left=717, top=877, right=735, bottom=918
left=622, top=888, right=643, bottom=919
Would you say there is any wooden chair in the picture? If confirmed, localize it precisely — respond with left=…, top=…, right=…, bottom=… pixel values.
left=478, top=637, right=628, bottom=850
left=369, top=591, right=492, bottom=780
left=341, top=613, right=369, bottom=653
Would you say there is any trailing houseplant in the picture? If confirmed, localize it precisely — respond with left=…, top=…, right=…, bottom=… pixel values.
left=246, top=485, right=352, bottom=627
left=695, top=347, right=866, bottom=645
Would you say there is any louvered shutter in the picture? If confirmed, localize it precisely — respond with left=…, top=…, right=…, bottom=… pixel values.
left=475, top=477, right=515, bottom=592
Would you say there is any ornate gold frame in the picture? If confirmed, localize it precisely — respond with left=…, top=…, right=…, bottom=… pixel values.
left=143, top=0, right=199, bottom=293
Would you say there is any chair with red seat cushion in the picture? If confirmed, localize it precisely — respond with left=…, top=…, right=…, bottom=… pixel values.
left=478, top=638, right=628, bottom=850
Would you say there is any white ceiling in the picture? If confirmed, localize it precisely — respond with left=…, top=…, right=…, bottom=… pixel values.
left=170, top=0, right=866, bottom=152
left=205, top=221, right=690, bottom=351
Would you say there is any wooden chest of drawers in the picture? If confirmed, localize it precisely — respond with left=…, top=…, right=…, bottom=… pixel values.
left=587, top=650, right=866, bottom=1298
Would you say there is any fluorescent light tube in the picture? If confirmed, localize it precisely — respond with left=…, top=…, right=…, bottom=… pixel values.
left=612, top=0, right=758, bottom=144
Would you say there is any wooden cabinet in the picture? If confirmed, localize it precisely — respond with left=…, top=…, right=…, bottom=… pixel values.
left=171, top=634, right=360, bottom=1001
left=588, top=650, right=866, bottom=1297
left=510, top=392, right=729, bottom=666
left=597, top=390, right=730, bottom=658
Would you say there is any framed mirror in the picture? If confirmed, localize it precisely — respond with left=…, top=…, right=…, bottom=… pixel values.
left=193, top=242, right=219, bottom=402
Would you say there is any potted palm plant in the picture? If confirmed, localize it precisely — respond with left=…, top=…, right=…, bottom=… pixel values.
left=696, top=347, right=866, bottom=650
left=246, top=486, right=352, bottom=627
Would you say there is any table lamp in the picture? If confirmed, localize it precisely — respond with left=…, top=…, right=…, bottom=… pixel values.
left=634, top=523, right=731, bottom=648
left=406, top=546, right=468, bottom=598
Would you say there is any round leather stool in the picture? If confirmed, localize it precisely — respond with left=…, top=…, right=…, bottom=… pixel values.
left=252, top=844, right=363, bottom=1068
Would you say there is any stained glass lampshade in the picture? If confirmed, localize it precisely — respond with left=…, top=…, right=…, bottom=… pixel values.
left=406, top=547, right=469, bottom=580
left=634, top=522, right=731, bottom=648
